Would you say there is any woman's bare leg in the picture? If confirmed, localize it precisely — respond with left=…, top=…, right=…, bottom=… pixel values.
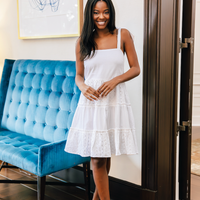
left=106, top=158, right=111, bottom=173
left=92, top=158, right=111, bottom=200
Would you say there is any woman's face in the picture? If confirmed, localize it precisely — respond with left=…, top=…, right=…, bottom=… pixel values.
left=93, top=1, right=110, bottom=30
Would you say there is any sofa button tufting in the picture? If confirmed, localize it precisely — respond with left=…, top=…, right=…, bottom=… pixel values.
left=0, top=60, right=90, bottom=181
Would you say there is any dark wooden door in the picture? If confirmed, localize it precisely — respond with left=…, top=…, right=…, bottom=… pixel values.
left=178, top=0, right=196, bottom=199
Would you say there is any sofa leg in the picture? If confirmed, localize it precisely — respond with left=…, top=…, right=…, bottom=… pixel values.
left=0, top=161, right=5, bottom=171
left=83, top=161, right=91, bottom=200
left=37, top=176, right=46, bottom=200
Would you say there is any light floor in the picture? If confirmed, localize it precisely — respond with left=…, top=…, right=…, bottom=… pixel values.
left=191, top=126, right=200, bottom=200
left=191, top=174, right=200, bottom=200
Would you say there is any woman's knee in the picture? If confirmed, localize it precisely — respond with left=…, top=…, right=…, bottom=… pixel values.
left=91, top=158, right=107, bottom=169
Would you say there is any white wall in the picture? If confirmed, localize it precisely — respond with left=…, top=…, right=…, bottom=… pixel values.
left=108, top=0, right=143, bottom=185
left=193, top=0, right=200, bottom=126
left=0, top=0, right=143, bottom=185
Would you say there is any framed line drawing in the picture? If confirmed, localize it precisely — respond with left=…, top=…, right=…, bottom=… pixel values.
left=17, top=0, right=83, bottom=39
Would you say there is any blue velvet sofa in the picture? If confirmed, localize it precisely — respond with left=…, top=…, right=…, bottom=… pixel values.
left=0, top=59, right=91, bottom=200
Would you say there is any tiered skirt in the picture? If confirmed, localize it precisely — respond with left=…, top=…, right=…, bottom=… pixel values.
left=64, top=79, right=139, bottom=157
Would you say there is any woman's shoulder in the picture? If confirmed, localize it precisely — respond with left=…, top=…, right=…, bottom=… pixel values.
left=76, top=37, right=81, bottom=45
left=120, top=28, right=134, bottom=42
left=75, top=37, right=81, bottom=53
left=120, top=28, right=129, bottom=33
left=120, top=28, right=131, bottom=37
left=115, top=27, right=129, bottom=34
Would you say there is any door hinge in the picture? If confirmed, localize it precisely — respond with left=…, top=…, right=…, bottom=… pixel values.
left=179, top=37, right=194, bottom=53
left=186, top=179, right=189, bottom=199
left=176, top=120, right=192, bottom=136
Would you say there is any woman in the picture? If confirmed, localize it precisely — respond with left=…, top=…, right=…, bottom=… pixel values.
left=65, top=0, right=140, bottom=199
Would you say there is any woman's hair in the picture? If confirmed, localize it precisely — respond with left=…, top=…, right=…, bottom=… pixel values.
left=80, top=0, right=116, bottom=61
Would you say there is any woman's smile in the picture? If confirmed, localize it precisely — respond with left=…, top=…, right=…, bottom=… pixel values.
left=97, top=21, right=107, bottom=25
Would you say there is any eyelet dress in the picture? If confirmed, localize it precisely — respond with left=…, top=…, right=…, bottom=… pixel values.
left=64, top=28, right=139, bottom=157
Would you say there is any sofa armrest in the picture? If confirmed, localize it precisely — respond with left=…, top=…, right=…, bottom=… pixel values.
left=0, top=59, right=15, bottom=125
left=38, top=140, right=90, bottom=177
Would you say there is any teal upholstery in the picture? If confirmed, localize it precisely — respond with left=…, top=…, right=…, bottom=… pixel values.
left=0, top=59, right=90, bottom=177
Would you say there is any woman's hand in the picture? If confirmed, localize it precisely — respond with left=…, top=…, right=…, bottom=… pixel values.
left=97, top=78, right=119, bottom=97
left=79, top=83, right=100, bottom=101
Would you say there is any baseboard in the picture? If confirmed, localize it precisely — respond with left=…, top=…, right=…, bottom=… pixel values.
left=53, top=166, right=157, bottom=200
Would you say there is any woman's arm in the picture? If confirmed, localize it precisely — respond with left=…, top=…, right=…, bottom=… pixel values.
left=116, top=28, right=140, bottom=82
left=98, top=29, right=140, bottom=97
left=75, top=38, right=100, bottom=101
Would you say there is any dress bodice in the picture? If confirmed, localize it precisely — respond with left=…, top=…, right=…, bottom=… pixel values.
left=84, top=28, right=124, bottom=82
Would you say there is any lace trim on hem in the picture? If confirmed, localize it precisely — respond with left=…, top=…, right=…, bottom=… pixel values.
left=64, top=150, right=139, bottom=158
left=69, top=128, right=136, bottom=133
left=65, top=127, right=139, bottom=157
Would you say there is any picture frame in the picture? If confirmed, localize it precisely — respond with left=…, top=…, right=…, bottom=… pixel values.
left=17, top=0, right=83, bottom=39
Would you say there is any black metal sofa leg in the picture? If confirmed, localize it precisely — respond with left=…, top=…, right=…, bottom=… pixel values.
left=37, top=176, right=46, bottom=200
left=83, top=161, right=91, bottom=200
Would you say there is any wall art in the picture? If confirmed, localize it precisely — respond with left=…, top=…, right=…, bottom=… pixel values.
left=17, top=0, right=83, bottom=39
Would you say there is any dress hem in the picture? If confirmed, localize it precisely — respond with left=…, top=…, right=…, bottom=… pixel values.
left=64, top=149, right=139, bottom=158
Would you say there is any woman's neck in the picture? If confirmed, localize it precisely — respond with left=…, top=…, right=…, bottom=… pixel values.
left=94, top=28, right=111, bottom=38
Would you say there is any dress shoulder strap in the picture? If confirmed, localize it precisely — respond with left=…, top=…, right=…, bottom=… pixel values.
left=117, top=28, right=121, bottom=49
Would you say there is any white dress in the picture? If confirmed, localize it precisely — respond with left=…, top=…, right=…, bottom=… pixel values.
left=65, top=28, right=139, bottom=157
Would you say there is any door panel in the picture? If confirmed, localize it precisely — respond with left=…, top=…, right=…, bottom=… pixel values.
left=179, top=0, right=196, bottom=199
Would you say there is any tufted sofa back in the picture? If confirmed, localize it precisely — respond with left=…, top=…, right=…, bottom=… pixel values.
left=1, top=60, right=81, bottom=142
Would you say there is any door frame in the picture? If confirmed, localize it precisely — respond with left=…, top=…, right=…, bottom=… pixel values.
left=142, top=0, right=181, bottom=199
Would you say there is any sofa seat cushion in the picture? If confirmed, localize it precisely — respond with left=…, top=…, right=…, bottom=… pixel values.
left=0, top=130, right=49, bottom=175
